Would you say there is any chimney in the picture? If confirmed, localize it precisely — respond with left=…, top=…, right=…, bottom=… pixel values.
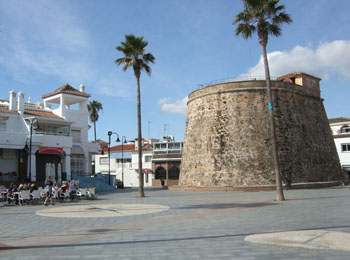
left=17, top=91, right=24, bottom=113
left=79, top=84, right=85, bottom=92
left=28, top=97, right=32, bottom=104
left=9, top=90, right=16, bottom=111
left=134, top=138, right=144, bottom=150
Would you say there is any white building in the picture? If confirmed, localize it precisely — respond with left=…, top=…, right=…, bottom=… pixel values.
left=329, top=117, right=350, bottom=179
left=94, top=138, right=157, bottom=187
left=0, top=84, right=99, bottom=184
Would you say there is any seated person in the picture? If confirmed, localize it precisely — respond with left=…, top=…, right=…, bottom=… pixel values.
left=69, top=181, right=78, bottom=200
left=59, top=182, right=67, bottom=202
left=7, top=184, right=19, bottom=205
left=29, top=183, right=37, bottom=193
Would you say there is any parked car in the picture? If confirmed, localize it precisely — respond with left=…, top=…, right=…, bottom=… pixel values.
left=115, top=179, right=124, bottom=189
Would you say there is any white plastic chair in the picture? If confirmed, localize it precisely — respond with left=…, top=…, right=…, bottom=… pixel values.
left=31, top=190, right=41, bottom=201
left=19, top=190, right=30, bottom=205
left=87, top=187, right=97, bottom=200
left=77, top=188, right=87, bottom=198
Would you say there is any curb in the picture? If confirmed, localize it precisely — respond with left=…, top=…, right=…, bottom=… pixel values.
left=167, top=181, right=341, bottom=192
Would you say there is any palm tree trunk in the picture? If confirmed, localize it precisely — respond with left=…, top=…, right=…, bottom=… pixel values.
left=136, top=76, right=145, bottom=197
left=262, top=45, right=285, bottom=201
left=94, top=121, right=97, bottom=142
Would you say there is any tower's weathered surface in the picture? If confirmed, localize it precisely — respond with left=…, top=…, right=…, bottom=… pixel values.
left=179, top=73, right=341, bottom=187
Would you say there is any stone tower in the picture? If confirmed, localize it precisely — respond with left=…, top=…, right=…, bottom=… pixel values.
left=179, top=72, right=341, bottom=187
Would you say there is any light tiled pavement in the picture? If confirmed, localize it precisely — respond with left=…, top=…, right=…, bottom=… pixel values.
left=1, top=186, right=350, bottom=259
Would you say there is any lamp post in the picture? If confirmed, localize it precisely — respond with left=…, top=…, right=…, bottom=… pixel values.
left=25, top=118, right=40, bottom=182
left=121, top=136, right=127, bottom=186
left=107, top=131, right=120, bottom=186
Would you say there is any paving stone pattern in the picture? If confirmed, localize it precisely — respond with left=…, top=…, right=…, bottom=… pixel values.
left=1, top=186, right=350, bottom=259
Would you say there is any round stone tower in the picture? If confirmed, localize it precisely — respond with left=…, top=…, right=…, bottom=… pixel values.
left=179, top=73, right=341, bottom=187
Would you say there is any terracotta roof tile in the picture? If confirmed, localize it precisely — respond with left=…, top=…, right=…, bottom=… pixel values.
left=0, top=106, right=19, bottom=114
left=24, top=109, right=64, bottom=119
left=41, top=84, right=91, bottom=99
left=103, top=144, right=135, bottom=153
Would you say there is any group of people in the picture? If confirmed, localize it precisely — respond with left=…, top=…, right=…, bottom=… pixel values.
left=7, top=182, right=38, bottom=205
left=6, top=178, right=80, bottom=205
left=44, top=176, right=79, bottom=206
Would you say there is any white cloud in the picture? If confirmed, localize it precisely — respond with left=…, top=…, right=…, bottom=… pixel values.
left=242, top=40, right=350, bottom=80
left=0, top=1, right=94, bottom=84
left=158, top=97, right=188, bottom=116
left=98, top=80, right=130, bottom=98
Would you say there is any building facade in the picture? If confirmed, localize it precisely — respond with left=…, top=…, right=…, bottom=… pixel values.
left=94, top=138, right=156, bottom=187
left=329, top=117, right=350, bottom=179
left=152, top=136, right=183, bottom=187
left=0, top=85, right=99, bottom=184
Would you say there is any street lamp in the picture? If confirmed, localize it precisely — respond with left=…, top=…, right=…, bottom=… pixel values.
left=25, top=118, right=41, bottom=182
left=121, top=136, right=127, bottom=186
left=107, top=131, right=120, bottom=185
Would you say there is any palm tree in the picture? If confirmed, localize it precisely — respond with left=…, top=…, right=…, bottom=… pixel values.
left=87, top=100, right=103, bottom=142
left=234, top=0, right=292, bottom=201
left=115, top=34, right=155, bottom=198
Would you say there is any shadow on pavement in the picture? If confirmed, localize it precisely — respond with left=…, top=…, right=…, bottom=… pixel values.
left=175, top=202, right=275, bottom=209
left=2, top=224, right=350, bottom=251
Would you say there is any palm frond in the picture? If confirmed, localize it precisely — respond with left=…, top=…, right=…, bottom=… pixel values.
left=234, top=0, right=292, bottom=43
left=268, top=23, right=281, bottom=37
left=235, top=23, right=256, bottom=39
left=273, top=12, right=292, bottom=25
left=116, top=34, right=155, bottom=77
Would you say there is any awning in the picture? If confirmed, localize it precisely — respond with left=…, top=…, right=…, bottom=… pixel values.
left=71, top=145, right=85, bottom=155
left=39, top=146, right=63, bottom=154
left=110, top=151, right=132, bottom=159
left=151, top=158, right=181, bottom=162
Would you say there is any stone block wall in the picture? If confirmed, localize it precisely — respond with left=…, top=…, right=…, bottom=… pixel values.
left=179, top=80, right=341, bottom=187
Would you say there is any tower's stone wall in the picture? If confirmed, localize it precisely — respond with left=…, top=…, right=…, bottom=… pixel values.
left=179, top=80, right=341, bottom=187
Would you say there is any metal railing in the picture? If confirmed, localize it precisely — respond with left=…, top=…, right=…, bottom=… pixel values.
left=197, top=75, right=278, bottom=90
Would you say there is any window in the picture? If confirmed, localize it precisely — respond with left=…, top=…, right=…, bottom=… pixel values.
left=341, top=126, right=350, bottom=133
left=72, top=129, right=81, bottom=142
left=144, top=155, right=152, bottom=162
left=36, top=124, right=70, bottom=136
left=168, top=166, right=180, bottom=180
left=71, top=154, right=85, bottom=176
left=0, top=116, right=7, bottom=130
left=117, top=158, right=131, bottom=163
left=155, top=167, right=166, bottom=179
left=342, top=144, right=350, bottom=152
left=0, top=149, right=15, bottom=159
left=99, top=157, right=109, bottom=165
left=342, top=165, right=350, bottom=174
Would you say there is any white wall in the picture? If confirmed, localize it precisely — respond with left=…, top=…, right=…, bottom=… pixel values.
left=331, top=121, right=350, bottom=167
left=94, top=150, right=154, bottom=187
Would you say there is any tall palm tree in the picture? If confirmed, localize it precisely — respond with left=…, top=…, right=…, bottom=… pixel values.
left=115, top=34, right=155, bottom=198
left=234, top=0, right=292, bottom=201
left=87, top=100, right=103, bottom=142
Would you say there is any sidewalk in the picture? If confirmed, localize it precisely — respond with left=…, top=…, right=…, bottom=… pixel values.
left=1, top=186, right=350, bottom=259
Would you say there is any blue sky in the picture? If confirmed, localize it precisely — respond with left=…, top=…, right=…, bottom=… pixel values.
left=1, top=0, right=350, bottom=143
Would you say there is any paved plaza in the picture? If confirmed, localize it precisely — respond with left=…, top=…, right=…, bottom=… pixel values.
left=1, top=186, right=350, bottom=259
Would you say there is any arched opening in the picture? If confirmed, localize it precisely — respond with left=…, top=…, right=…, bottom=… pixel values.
left=341, top=125, right=350, bottom=133
left=168, top=166, right=180, bottom=180
left=155, top=167, right=166, bottom=180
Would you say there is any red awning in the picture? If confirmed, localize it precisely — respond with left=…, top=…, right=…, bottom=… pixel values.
left=39, top=147, right=63, bottom=154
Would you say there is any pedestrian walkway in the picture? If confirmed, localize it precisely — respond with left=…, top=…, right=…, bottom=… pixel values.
left=246, top=230, right=350, bottom=251
left=1, top=186, right=350, bottom=259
